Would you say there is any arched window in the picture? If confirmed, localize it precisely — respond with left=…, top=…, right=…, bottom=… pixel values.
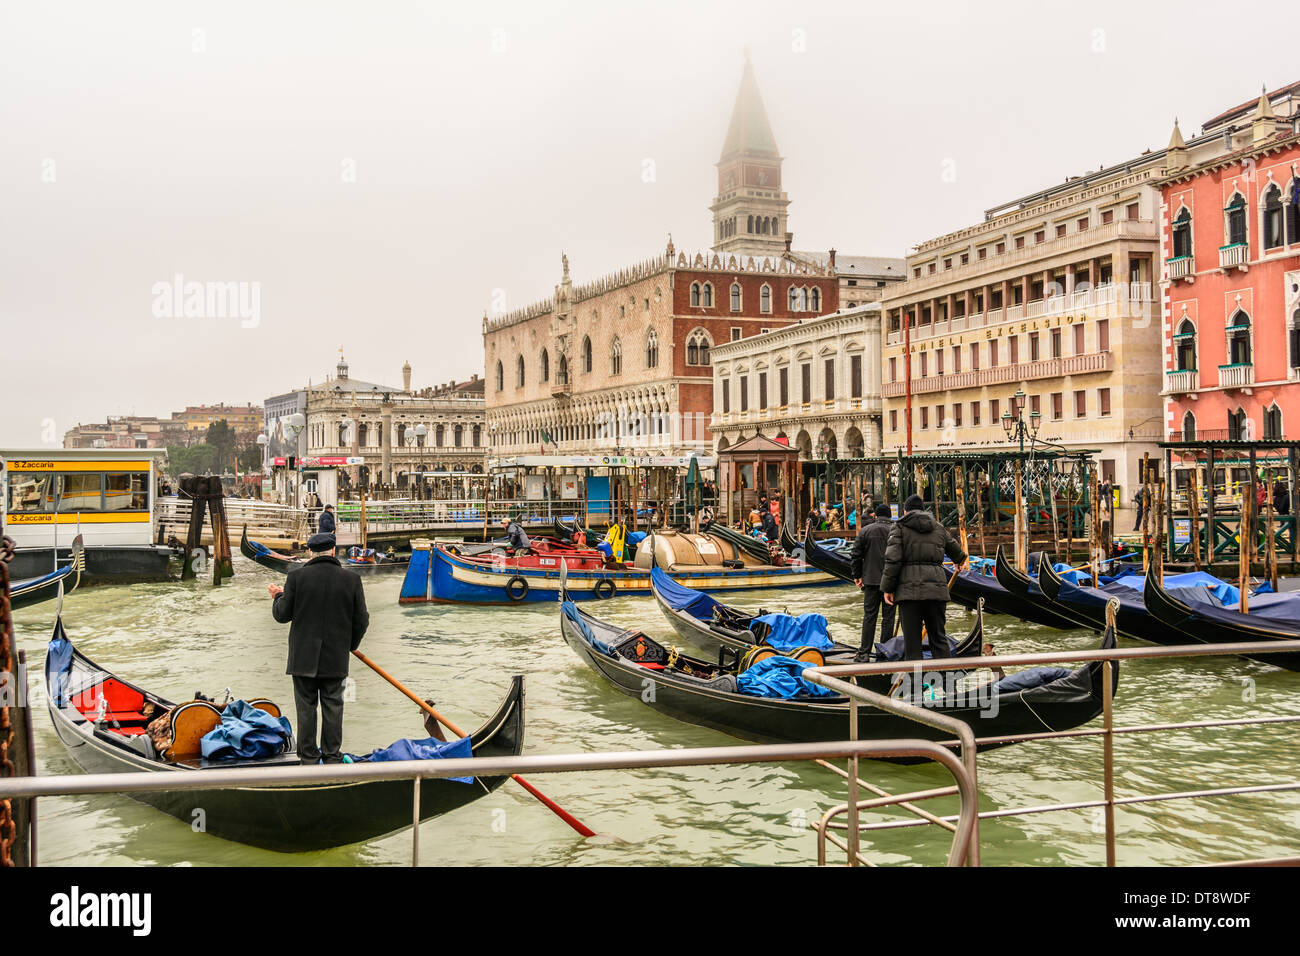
left=516, top=355, right=525, bottom=388
left=1182, top=410, right=1196, bottom=443
left=1225, top=193, right=1247, bottom=247
left=646, top=328, right=659, bottom=368
left=1228, top=407, right=1249, bottom=441
left=702, top=283, right=714, bottom=308
left=747, top=215, right=754, bottom=233
left=357, top=423, right=368, bottom=446
left=690, top=282, right=701, bottom=307
left=581, top=336, right=592, bottom=373
left=472, top=424, right=481, bottom=447
left=558, top=354, right=569, bottom=384
left=730, top=282, right=741, bottom=312
left=494, top=360, right=503, bottom=391
left=1227, top=311, right=1251, bottom=365
left=788, top=286, right=799, bottom=311
left=1263, top=184, right=1284, bottom=250
left=1290, top=308, right=1300, bottom=371
left=798, top=287, right=808, bottom=311
left=540, top=349, right=549, bottom=383
left=435, top=424, right=444, bottom=447
left=760, top=284, right=771, bottom=314
left=686, top=329, right=712, bottom=366
left=1287, top=179, right=1300, bottom=245
left=810, top=287, right=821, bottom=311
left=610, top=337, right=622, bottom=375
left=453, top=424, right=463, bottom=447
left=1264, top=404, right=1283, bottom=440
left=1172, top=208, right=1192, bottom=259
left=1174, top=319, right=1196, bottom=371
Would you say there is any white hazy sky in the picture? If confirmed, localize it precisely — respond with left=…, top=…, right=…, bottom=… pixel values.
left=2, top=0, right=1295, bottom=445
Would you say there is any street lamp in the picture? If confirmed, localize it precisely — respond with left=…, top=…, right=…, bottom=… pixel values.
left=1001, top=388, right=1040, bottom=454
left=284, top=413, right=306, bottom=508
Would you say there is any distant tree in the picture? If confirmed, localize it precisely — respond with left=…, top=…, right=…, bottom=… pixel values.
left=205, top=420, right=237, bottom=472
left=166, top=443, right=217, bottom=475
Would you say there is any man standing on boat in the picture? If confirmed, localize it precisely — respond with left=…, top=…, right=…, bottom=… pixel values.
left=267, top=532, right=369, bottom=764
left=318, top=504, right=336, bottom=535
left=851, top=503, right=895, bottom=662
left=880, top=495, right=967, bottom=663
left=501, top=514, right=531, bottom=554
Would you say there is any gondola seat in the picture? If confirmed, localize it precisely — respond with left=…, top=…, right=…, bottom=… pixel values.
left=161, top=700, right=224, bottom=761
left=246, top=698, right=282, bottom=718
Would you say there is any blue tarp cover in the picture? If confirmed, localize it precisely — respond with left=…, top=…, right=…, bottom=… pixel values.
left=736, top=656, right=840, bottom=699
left=562, top=601, right=615, bottom=655
left=200, top=700, right=294, bottom=760
left=46, top=635, right=73, bottom=706
left=753, top=612, right=834, bottom=651
left=1106, top=570, right=1240, bottom=604
left=873, top=632, right=959, bottom=661
left=351, top=732, right=474, bottom=784
left=651, top=566, right=719, bottom=620
left=990, top=667, right=1072, bottom=694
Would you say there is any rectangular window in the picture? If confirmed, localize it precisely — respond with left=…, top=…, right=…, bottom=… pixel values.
left=730, top=327, right=742, bottom=342
left=1051, top=329, right=1062, bottom=359
left=990, top=398, right=1000, bottom=424
left=1098, top=319, right=1110, bottom=351
left=989, top=340, right=999, bottom=367
left=1029, top=332, right=1041, bottom=361
left=1099, top=387, right=1111, bottom=416
left=1074, top=390, right=1086, bottom=417
left=936, top=350, right=944, bottom=375
left=739, top=376, right=748, bottom=412
left=971, top=401, right=981, bottom=426
left=920, top=353, right=928, bottom=377
left=1035, top=230, right=1045, bottom=243
left=970, top=343, right=980, bottom=370
left=801, top=364, right=811, bottom=403
left=1056, top=224, right=1067, bottom=238
left=978, top=248, right=987, bottom=260
left=1052, top=392, right=1063, bottom=421
left=64, top=473, right=105, bottom=512
left=758, top=372, right=768, bottom=409
left=1077, top=217, right=1089, bottom=231
left=889, top=356, right=897, bottom=383
left=954, top=403, right=963, bottom=427
left=1015, top=236, right=1025, bottom=249
left=952, top=346, right=962, bottom=373
left=850, top=355, right=862, bottom=398
left=1126, top=203, right=1139, bottom=221
left=936, top=404, right=944, bottom=426
left=1009, top=336, right=1019, bottom=364
left=1102, top=459, right=1116, bottom=484
left=1073, top=323, right=1085, bottom=354
left=824, top=359, right=835, bottom=400
left=779, top=367, right=789, bottom=406
left=104, top=473, right=148, bottom=512
left=921, top=407, right=929, bottom=429
left=889, top=409, right=898, bottom=431
left=1030, top=395, right=1041, bottom=416
left=995, top=242, right=1006, bottom=254
left=7, top=472, right=54, bottom=513
left=722, top=379, right=731, bottom=413
left=1101, top=209, right=1114, bottom=225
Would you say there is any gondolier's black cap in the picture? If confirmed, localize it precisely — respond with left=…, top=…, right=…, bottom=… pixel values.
left=307, top=532, right=336, bottom=551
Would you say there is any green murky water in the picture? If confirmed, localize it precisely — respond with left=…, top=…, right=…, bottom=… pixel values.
left=12, top=556, right=1300, bottom=866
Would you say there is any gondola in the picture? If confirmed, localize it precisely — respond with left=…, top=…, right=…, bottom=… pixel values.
left=240, top=526, right=410, bottom=575
left=951, top=553, right=1082, bottom=630
left=779, top=519, right=801, bottom=557
left=649, top=563, right=984, bottom=663
left=1142, top=562, right=1300, bottom=672
left=703, top=522, right=775, bottom=565
left=800, top=531, right=855, bottom=584
left=560, top=594, right=1116, bottom=753
left=44, top=618, right=525, bottom=851
left=9, top=535, right=83, bottom=609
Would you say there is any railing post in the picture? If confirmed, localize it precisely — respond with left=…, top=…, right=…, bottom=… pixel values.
left=848, top=698, right=860, bottom=866
left=411, top=775, right=421, bottom=867
left=1103, top=659, right=1115, bottom=866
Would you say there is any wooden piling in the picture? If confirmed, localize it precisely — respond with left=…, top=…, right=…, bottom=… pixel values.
left=1188, top=465, right=1203, bottom=572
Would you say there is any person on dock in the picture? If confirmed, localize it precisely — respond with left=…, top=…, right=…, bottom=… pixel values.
left=501, top=514, right=531, bottom=554
left=851, top=503, right=895, bottom=662
left=1274, top=480, right=1291, bottom=516
left=880, top=494, right=968, bottom=663
left=318, top=504, right=336, bottom=535
left=267, top=532, right=369, bottom=764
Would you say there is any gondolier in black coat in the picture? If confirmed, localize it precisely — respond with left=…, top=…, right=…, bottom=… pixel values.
left=318, top=505, right=336, bottom=535
left=880, top=495, right=967, bottom=663
left=267, top=532, right=369, bottom=763
left=850, top=503, right=895, bottom=662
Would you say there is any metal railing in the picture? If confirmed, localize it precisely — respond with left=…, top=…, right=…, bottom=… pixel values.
left=0, top=740, right=977, bottom=867
left=157, top=497, right=308, bottom=542
left=803, top=635, right=1300, bottom=867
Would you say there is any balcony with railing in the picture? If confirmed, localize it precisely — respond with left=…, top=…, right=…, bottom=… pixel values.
left=1217, top=363, right=1254, bottom=389
left=1219, top=243, right=1247, bottom=270
left=1164, top=368, right=1198, bottom=394
left=882, top=350, right=1113, bottom=398
left=1167, top=255, right=1194, bottom=281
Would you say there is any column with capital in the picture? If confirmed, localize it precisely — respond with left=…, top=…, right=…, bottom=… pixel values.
left=381, top=399, right=394, bottom=488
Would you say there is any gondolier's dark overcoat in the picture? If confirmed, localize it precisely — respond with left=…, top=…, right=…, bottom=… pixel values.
left=879, top=511, right=966, bottom=602
left=272, top=555, right=369, bottom=677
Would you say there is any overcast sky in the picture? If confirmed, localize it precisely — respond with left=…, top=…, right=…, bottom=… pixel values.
left=2, top=0, right=1295, bottom=446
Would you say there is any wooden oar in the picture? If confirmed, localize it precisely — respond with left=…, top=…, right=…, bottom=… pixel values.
left=352, top=649, right=598, bottom=838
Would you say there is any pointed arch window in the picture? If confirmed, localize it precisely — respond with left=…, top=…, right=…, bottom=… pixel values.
left=516, top=355, right=525, bottom=388
left=540, top=348, right=549, bottom=383
left=1225, top=194, right=1247, bottom=247
left=1264, top=403, right=1283, bottom=440
left=1172, top=208, right=1193, bottom=259
left=810, top=287, right=821, bottom=312
left=788, top=286, right=799, bottom=311
left=610, top=337, right=622, bottom=375
left=702, top=283, right=714, bottom=308
left=494, top=360, right=503, bottom=392
left=558, top=354, right=569, bottom=384
left=1181, top=410, right=1196, bottom=443
left=1264, top=184, right=1284, bottom=250
left=1227, top=407, right=1249, bottom=441
left=690, top=282, right=701, bottom=307
left=1287, top=179, right=1300, bottom=245
left=730, top=282, right=742, bottom=312
left=760, top=284, right=771, bottom=314
left=435, top=424, right=444, bottom=447
left=1290, top=308, right=1300, bottom=370
left=686, top=330, right=712, bottom=367
left=581, top=336, right=592, bottom=374
left=1174, top=318, right=1196, bottom=371
left=1226, top=311, right=1252, bottom=365
left=646, top=328, right=659, bottom=368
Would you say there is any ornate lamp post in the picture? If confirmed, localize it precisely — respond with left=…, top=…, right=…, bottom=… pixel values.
left=283, top=413, right=306, bottom=508
left=1000, top=388, right=1040, bottom=454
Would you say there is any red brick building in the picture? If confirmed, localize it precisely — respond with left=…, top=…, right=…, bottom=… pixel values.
left=1161, top=88, right=1300, bottom=444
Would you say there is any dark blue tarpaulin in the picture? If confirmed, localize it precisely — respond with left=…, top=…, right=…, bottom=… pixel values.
left=651, top=566, right=719, bottom=621
left=351, top=732, right=474, bottom=783
left=200, top=700, right=294, bottom=760
left=736, top=656, right=840, bottom=699
left=753, top=612, right=833, bottom=651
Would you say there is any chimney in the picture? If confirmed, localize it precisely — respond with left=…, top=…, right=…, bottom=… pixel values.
left=828, top=248, right=837, bottom=271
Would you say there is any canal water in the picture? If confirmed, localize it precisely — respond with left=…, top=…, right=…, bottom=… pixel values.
left=13, top=556, right=1300, bottom=866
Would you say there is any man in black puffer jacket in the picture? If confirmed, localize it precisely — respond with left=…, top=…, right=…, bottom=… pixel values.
left=880, top=495, right=967, bottom=662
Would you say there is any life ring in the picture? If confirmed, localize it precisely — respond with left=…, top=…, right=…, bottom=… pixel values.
left=505, top=576, right=530, bottom=601
left=593, top=578, right=616, bottom=599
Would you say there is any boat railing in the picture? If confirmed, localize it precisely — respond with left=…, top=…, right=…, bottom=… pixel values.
left=803, top=637, right=1300, bottom=867
left=0, top=739, right=977, bottom=867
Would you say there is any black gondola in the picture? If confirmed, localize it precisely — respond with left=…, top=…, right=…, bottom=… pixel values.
left=1142, top=562, right=1300, bottom=671
left=559, top=596, right=1116, bottom=753
left=44, top=619, right=526, bottom=851
left=1036, top=554, right=1202, bottom=647
left=800, top=531, right=855, bottom=584
left=10, top=535, right=83, bottom=609
left=702, top=522, right=776, bottom=564
left=649, top=564, right=983, bottom=664
left=952, top=552, right=1082, bottom=629
left=240, top=526, right=409, bottom=575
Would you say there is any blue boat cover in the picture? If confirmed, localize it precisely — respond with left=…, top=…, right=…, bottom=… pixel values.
left=651, top=566, right=719, bottom=621
left=351, top=732, right=474, bottom=784
left=200, top=700, right=294, bottom=760
left=1051, top=563, right=1091, bottom=586
left=736, top=656, right=839, bottom=699
left=562, top=601, right=616, bottom=655
left=627, top=531, right=647, bottom=547
left=990, top=667, right=1073, bottom=694
left=873, top=632, right=959, bottom=661
left=753, top=612, right=833, bottom=651
left=1106, top=570, right=1240, bottom=604
left=46, top=634, right=74, bottom=706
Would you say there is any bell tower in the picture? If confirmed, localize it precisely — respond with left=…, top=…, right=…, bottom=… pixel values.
left=710, top=53, right=790, bottom=258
